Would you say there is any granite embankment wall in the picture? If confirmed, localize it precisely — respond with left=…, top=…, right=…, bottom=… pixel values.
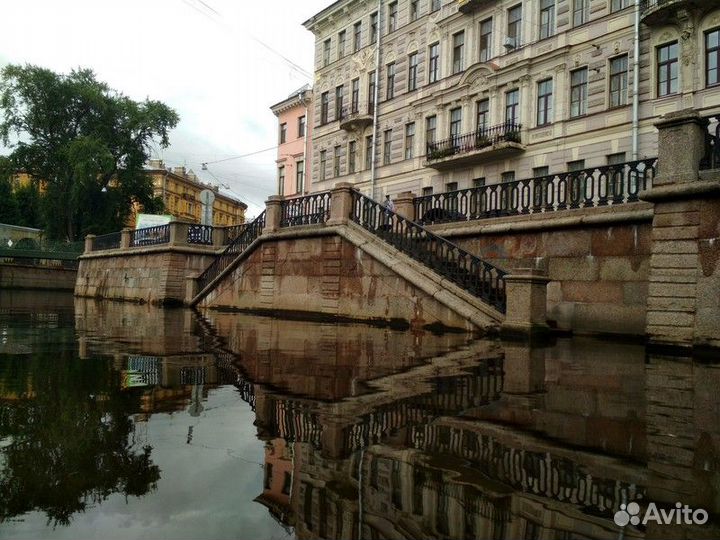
left=0, top=263, right=77, bottom=291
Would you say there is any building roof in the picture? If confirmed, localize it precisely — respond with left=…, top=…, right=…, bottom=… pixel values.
left=269, top=85, right=313, bottom=116
left=302, top=0, right=353, bottom=33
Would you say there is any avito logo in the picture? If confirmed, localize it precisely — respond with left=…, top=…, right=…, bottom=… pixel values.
left=614, top=501, right=709, bottom=527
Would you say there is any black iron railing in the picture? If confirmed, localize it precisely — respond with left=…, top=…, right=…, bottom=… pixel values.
left=187, top=224, right=213, bottom=245
left=130, top=224, right=170, bottom=247
left=701, top=116, right=720, bottom=171
left=195, top=211, right=266, bottom=295
left=426, top=122, right=522, bottom=162
left=414, top=158, right=657, bottom=225
left=280, top=191, right=331, bottom=227
left=222, top=224, right=248, bottom=244
left=92, top=232, right=122, bottom=251
left=350, top=191, right=507, bottom=312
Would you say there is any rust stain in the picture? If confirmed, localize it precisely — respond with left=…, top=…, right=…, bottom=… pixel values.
left=699, top=239, right=720, bottom=277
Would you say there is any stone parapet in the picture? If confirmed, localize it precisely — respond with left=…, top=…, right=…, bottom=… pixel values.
left=327, top=182, right=354, bottom=225
left=501, top=269, right=551, bottom=339
left=263, top=195, right=283, bottom=234
left=653, top=109, right=708, bottom=185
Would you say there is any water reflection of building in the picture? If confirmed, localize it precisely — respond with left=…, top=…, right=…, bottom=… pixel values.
left=255, top=438, right=298, bottom=531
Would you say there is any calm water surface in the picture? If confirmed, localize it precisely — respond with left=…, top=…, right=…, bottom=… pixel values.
left=0, top=290, right=718, bottom=540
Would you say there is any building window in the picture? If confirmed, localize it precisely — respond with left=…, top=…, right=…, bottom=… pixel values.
left=609, top=55, right=628, bottom=107
left=573, top=0, right=589, bottom=26
left=334, top=145, right=341, bottom=176
left=501, top=171, right=515, bottom=182
left=370, top=12, right=378, bottom=44
left=473, top=177, right=486, bottom=187
left=611, top=0, right=630, bottom=12
left=320, top=92, right=329, bottom=124
left=532, top=166, right=549, bottom=177
left=405, top=122, right=415, bottom=159
left=319, top=150, right=327, bottom=181
left=386, top=62, right=395, bottom=100
left=480, top=18, right=493, bottom=62
left=323, top=39, right=331, bottom=67
left=383, top=129, right=392, bottom=165
left=410, top=0, right=419, bottom=21
left=431, top=0, right=441, bottom=12
left=607, top=152, right=626, bottom=165
left=505, top=89, right=519, bottom=125
left=368, top=71, right=376, bottom=113
left=540, top=0, right=555, bottom=40
left=452, top=31, right=465, bottom=74
left=707, top=28, right=720, bottom=87
left=476, top=99, right=489, bottom=131
left=568, top=159, right=585, bottom=172
left=446, top=182, right=458, bottom=192
left=388, top=2, right=397, bottom=33
left=338, top=30, right=346, bottom=59
left=296, top=160, right=305, bottom=193
left=351, top=78, right=360, bottom=113
left=428, top=42, right=440, bottom=83
left=335, top=85, right=344, bottom=120
left=426, top=115, right=437, bottom=150
left=354, top=22, right=362, bottom=52
left=537, top=79, right=553, bottom=126
left=348, top=140, right=357, bottom=173
left=365, top=135, right=373, bottom=169
left=450, top=107, right=462, bottom=142
left=570, top=68, right=588, bottom=117
left=507, top=4, right=522, bottom=46
left=422, top=186, right=434, bottom=196
left=408, top=53, right=419, bottom=91
left=298, top=115, right=306, bottom=137
left=657, top=41, right=679, bottom=97
left=278, top=166, right=285, bottom=195
left=279, top=122, right=287, bottom=144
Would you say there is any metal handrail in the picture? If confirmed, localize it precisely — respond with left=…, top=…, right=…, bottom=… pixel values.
left=130, top=224, right=170, bottom=247
left=426, top=122, right=522, bottom=162
left=187, top=224, right=213, bottom=245
left=92, top=232, right=122, bottom=251
left=280, top=191, right=331, bottom=227
left=195, top=211, right=266, bottom=295
left=350, top=191, right=507, bottom=312
left=414, top=158, right=657, bottom=225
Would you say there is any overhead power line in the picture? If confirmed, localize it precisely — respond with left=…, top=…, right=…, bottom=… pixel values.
left=201, top=145, right=277, bottom=169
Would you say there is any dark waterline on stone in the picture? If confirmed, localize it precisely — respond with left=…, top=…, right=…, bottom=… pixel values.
left=0, top=290, right=718, bottom=539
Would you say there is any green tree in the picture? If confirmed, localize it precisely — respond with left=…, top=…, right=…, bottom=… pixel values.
left=0, top=160, right=20, bottom=225
left=0, top=64, right=179, bottom=240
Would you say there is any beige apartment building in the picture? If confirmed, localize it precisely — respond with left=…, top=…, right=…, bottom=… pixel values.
left=302, top=0, right=720, bottom=198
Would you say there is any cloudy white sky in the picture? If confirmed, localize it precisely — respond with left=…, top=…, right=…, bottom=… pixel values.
left=1, top=0, right=330, bottom=216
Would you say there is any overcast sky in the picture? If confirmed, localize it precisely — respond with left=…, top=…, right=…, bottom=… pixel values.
left=1, top=0, right=330, bottom=216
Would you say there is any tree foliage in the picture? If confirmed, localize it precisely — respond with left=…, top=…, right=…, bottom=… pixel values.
left=0, top=64, right=178, bottom=240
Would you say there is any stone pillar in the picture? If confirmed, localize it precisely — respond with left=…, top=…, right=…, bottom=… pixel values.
left=185, top=274, right=200, bottom=304
left=263, top=195, right=283, bottom=234
left=641, top=109, right=720, bottom=351
left=501, top=268, right=550, bottom=339
left=213, top=226, right=226, bottom=248
left=327, top=182, right=355, bottom=226
left=120, top=228, right=132, bottom=249
left=393, top=191, right=416, bottom=220
left=169, top=221, right=189, bottom=247
left=84, top=234, right=96, bottom=254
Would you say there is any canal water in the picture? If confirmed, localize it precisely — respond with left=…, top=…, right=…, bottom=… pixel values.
left=0, top=290, right=718, bottom=540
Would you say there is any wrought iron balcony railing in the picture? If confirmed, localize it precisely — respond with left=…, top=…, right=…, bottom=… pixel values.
left=426, top=122, right=522, bottom=162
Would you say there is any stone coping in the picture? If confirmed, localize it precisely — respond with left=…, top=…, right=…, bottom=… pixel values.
left=639, top=178, right=720, bottom=202
left=79, top=244, right=221, bottom=260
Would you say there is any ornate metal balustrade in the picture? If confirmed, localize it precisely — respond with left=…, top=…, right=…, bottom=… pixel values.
left=701, top=116, right=720, bottom=171
left=222, top=224, right=248, bottom=244
left=130, top=224, right=170, bottom=247
left=426, top=122, right=522, bottom=162
left=414, top=158, right=657, bottom=225
left=280, top=191, right=331, bottom=227
left=350, top=191, right=507, bottom=312
left=187, top=224, right=213, bottom=245
left=195, top=211, right=266, bottom=295
left=92, top=232, right=122, bottom=251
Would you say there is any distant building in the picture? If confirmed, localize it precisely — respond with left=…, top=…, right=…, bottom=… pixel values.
left=270, top=85, right=313, bottom=197
left=139, top=160, right=247, bottom=226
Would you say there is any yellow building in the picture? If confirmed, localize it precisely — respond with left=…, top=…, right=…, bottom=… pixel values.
left=140, top=160, right=247, bottom=226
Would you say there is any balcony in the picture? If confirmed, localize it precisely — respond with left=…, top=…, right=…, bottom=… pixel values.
left=457, top=0, right=494, bottom=14
left=339, top=105, right=374, bottom=132
left=640, top=0, right=720, bottom=25
left=425, top=122, right=525, bottom=170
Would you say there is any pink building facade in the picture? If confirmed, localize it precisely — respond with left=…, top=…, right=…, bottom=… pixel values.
left=270, top=86, right=313, bottom=197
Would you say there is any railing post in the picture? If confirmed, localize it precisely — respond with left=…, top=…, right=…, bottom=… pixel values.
left=327, top=182, right=355, bottom=225
left=120, top=228, right=132, bottom=249
left=169, top=221, right=189, bottom=247
left=393, top=191, right=416, bottom=220
left=501, top=268, right=550, bottom=339
left=213, top=226, right=226, bottom=248
left=653, top=109, right=708, bottom=185
left=264, top=195, right=283, bottom=234
left=84, top=234, right=96, bottom=254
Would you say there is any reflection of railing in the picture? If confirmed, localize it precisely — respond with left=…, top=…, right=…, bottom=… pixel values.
left=351, top=191, right=507, bottom=312
left=131, top=225, right=170, bottom=247
left=195, top=211, right=266, bottom=295
left=426, top=122, right=522, bottom=162
left=93, top=232, right=122, bottom=251
left=270, top=399, right=323, bottom=448
left=280, top=192, right=331, bottom=227
left=701, top=116, right=720, bottom=171
left=187, top=224, right=213, bottom=245
left=414, top=158, right=657, bottom=225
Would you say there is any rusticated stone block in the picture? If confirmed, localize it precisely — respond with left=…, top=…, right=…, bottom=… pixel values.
left=548, top=256, right=599, bottom=281
left=590, top=224, right=651, bottom=256
left=647, top=311, right=695, bottom=328
left=653, top=212, right=701, bottom=227
left=543, top=230, right=591, bottom=257
left=598, top=256, right=649, bottom=281
left=562, top=281, right=623, bottom=304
